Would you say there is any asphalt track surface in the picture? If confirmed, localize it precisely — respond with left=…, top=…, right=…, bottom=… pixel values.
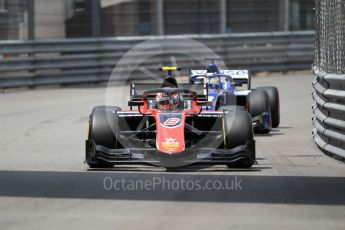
left=0, top=71, right=344, bottom=230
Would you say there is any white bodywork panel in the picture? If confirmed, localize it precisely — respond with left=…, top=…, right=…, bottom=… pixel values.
left=220, top=70, right=249, bottom=82
left=191, top=70, right=249, bottom=82
left=190, top=70, right=207, bottom=76
left=234, top=90, right=252, bottom=96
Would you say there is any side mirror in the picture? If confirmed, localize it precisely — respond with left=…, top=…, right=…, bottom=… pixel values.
left=128, top=101, right=144, bottom=107
left=197, top=101, right=212, bottom=106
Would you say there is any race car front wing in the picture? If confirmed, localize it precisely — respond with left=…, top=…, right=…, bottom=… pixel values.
left=85, top=139, right=255, bottom=166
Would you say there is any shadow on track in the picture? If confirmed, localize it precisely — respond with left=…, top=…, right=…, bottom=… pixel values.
left=255, top=127, right=289, bottom=137
left=0, top=170, right=344, bottom=206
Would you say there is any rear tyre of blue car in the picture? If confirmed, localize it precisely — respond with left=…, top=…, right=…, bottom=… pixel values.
left=248, top=90, right=271, bottom=134
left=86, top=106, right=122, bottom=168
left=257, top=86, right=280, bottom=128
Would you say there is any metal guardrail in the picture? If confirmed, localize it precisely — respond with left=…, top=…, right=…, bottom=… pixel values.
left=312, top=66, right=345, bottom=160
left=0, top=31, right=314, bottom=88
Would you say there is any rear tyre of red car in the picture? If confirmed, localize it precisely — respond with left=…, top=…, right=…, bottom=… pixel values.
left=256, top=86, right=280, bottom=128
left=219, top=107, right=255, bottom=168
left=86, top=106, right=122, bottom=168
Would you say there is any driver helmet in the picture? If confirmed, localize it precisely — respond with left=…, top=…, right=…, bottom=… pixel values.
left=156, top=92, right=180, bottom=111
left=207, top=64, right=220, bottom=73
left=208, top=77, right=221, bottom=90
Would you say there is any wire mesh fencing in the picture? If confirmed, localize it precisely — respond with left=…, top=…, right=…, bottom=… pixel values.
left=0, top=0, right=314, bottom=40
left=0, top=0, right=26, bottom=40
left=314, top=0, right=345, bottom=74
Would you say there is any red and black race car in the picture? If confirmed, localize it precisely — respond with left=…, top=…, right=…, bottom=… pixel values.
left=85, top=67, right=255, bottom=168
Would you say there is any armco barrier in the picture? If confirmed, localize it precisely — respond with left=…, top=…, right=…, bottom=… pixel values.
left=0, top=31, right=314, bottom=88
left=312, top=66, right=345, bottom=160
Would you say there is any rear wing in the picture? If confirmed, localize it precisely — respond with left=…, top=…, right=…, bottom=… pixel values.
left=220, top=70, right=251, bottom=89
left=190, top=70, right=207, bottom=77
left=130, top=83, right=208, bottom=101
left=190, top=69, right=251, bottom=90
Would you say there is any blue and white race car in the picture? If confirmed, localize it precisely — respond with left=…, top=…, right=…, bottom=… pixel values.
left=190, top=63, right=280, bottom=134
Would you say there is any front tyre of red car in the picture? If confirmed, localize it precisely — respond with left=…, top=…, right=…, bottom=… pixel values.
left=86, top=106, right=121, bottom=168
left=219, top=107, right=255, bottom=168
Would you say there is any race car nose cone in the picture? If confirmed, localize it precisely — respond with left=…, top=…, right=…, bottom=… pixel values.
left=156, top=113, right=186, bottom=154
